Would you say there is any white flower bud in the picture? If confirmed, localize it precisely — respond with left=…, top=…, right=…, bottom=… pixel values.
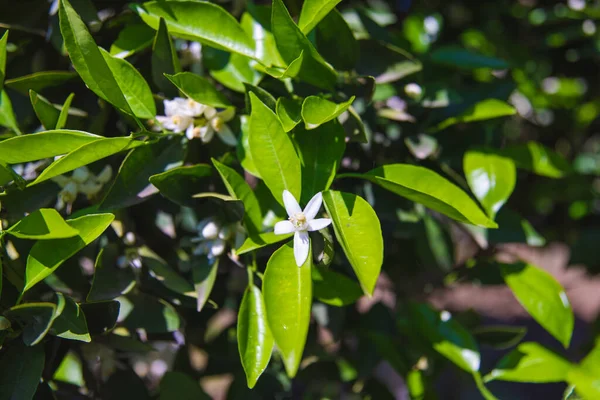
left=218, top=225, right=232, bottom=240
left=71, top=167, right=91, bottom=183
left=96, top=165, right=113, bottom=184
left=209, top=239, right=226, bottom=257
left=404, top=83, right=423, bottom=99
left=124, top=232, right=136, bottom=246
left=201, top=221, right=220, bottom=239
left=59, top=181, right=78, bottom=204
left=79, top=180, right=103, bottom=198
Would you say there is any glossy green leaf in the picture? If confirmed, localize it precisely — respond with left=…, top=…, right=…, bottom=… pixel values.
left=56, top=93, right=75, bottom=130
left=435, top=99, right=516, bottom=131
left=203, top=47, right=259, bottom=93
left=4, top=71, right=77, bottom=95
left=316, top=9, right=359, bottom=71
left=500, top=263, right=574, bottom=347
left=159, top=372, right=210, bottom=400
left=409, top=303, right=481, bottom=372
left=30, top=90, right=60, bottom=130
left=499, top=141, right=571, bottom=178
left=312, top=267, right=363, bottom=306
left=485, top=342, right=571, bottom=383
left=301, top=96, right=355, bottom=130
left=0, top=90, right=21, bottom=134
left=295, top=121, right=345, bottom=203
left=244, top=83, right=276, bottom=112
left=135, top=1, right=255, bottom=58
left=276, top=97, right=302, bottom=132
left=340, top=164, right=497, bottom=228
left=192, top=258, right=219, bottom=312
left=567, top=340, right=600, bottom=399
left=166, top=72, right=231, bottom=108
left=24, top=213, right=115, bottom=292
left=32, top=137, right=146, bottom=185
left=0, top=342, right=44, bottom=399
left=87, top=245, right=136, bottom=302
left=236, top=231, right=292, bottom=255
left=322, top=191, right=383, bottom=296
left=6, top=208, right=79, bottom=240
left=192, top=193, right=245, bottom=222
left=6, top=302, right=57, bottom=346
left=142, top=250, right=194, bottom=296
left=212, top=158, right=262, bottom=232
left=430, top=47, right=509, bottom=70
left=464, top=150, right=516, bottom=219
left=50, top=296, right=91, bottom=342
left=248, top=92, right=302, bottom=205
left=238, top=284, right=274, bottom=388
left=264, top=51, right=304, bottom=79
left=237, top=115, right=261, bottom=178
left=271, top=0, right=337, bottom=90
left=152, top=18, right=181, bottom=96
left=0, top=130, right=102, bottom=164
left=0, top=31, right=7, bottom=90
left=241, top=6, right=285, bottom=67
left=473, top=325, right=527, bottom=350
left=109, top=24, right=155, bottom=58
left=340, top=105, right=368, bottom=143
left=0, top=162, right=17, bottom=186
left=121, top=293, right=181, bottom=333
left=298, top=0, right=342, bottom=34
left=100, top=139, right=184, bottom=210
left=263, top=241, right=312, bottom=377
left=149, top=164, right=213, bottom=207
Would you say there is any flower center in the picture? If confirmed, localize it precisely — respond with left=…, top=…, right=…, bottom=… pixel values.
left=290, top=212, right=307, bottom=229
left=172, top=115, right=181, bottom=124
left=211, top=116, right=224, bottom=132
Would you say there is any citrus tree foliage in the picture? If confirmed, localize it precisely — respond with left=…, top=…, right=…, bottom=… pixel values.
left=0, top=0, right=598, bottom=398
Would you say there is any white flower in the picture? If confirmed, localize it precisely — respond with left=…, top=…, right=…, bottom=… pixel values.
left=187, top=107, right=237, bottom=146
left=404, top=83, right=423, bottom=99
left=274, top=191, right=332, bottom=267
left=52, top=165, right=113, bottom=211
left=155, top=97, right=205, bottom=133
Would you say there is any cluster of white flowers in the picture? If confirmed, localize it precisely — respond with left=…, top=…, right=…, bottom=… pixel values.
left=192, top=218, right=244, bottom=259
left=153, top=98, right=237, bottom=146
left=52, top=165, right=112, bottom=211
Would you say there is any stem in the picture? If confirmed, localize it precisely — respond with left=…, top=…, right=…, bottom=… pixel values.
left=473, top=372, right=498, bottom=400
left=246, top=267, right=253, bottom=288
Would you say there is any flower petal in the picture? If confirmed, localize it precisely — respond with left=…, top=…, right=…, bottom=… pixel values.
left=274, top=220, right=295, bottom=235
left=307, top=218, right=332, bottom=232
left=216, top=123, right=237, bottom=146
left=283, top=190, right=302, bottom=217
left=185, top=124, right=196, bottom=140
left=294, top=231, right=310, bottom=267
left=303, top=192, right=323, bottom=220
left=218, top=107, right=236, bottom=122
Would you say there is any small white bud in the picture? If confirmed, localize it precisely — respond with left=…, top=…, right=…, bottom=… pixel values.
left=124, top=232, right=136, bottom=246
left=59, top=181, right=78, bottom=204
left=404, top=83, right=423, bottom=99
left=201, top=221, right=220, bottom=239
left=209, top=239, right=226, bottom=257
left=218, top=225, right=232, bottom=240
left=71, top=167, right=91, bottom=183
left=96, top=165, right=113, bottom=184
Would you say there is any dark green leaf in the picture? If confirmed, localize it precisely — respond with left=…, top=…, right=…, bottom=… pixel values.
left=0, top=90, right=21, bottom=134
left=50, top=296, right=91, bottom=342
left=166, top=72, right=231, bottom=108
left=316, top=9, right=358, bottom=71
left=238, top=284, right=274, bottom=388
left=135, top=1, right=256, bottom=58
left=236, top=231, right=292, bottom=255
left=435, top=99, right=515, bottom=131
left=312, top=267, right=362, bottom=306
left=109, top=23, right=155, bottom=58
left=0, top=31, right=7, bottom=90
left=159, top=372, right=210, bottom=400
left=152, top=18, right=181, bottom=96
left=30, top=90, right=60, bottom=130
left=192, top=258, right=219, bottom=312
left=4, top=71, right=77, bottom=95
left=149, top=164, right=213, bottom=207
left=500, top=263, right=574, bottom=347
left=121, top=293, right=181, bottom=333
left=244, top=83, right=276, bottom=113
left=263, top=241, right=312, bottom=378
left=6, top=208, right=79, bottom=240
left=276, top=97, right=302, bottom=132
left=301, top=96, right=355, bottom=130
left=87, top=245, right=136, bottom=302
left=322, top=190, right=383, bottom=296
left=6, top=302, right=57, bottom=346
left=430, top=47, right=509, bottom=70
left=79, top=301, right=120, bottom=335
left=0, top=342, right=44, bottom=400
left=473, top=325, right=527, bottom=350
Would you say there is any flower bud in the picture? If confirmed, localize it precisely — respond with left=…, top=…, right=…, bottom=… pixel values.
left=59, top=181, right=78, bottom=204
left=71, top=166, right=90, bottom=183
left=218, top=225, right=232, bottom=240
left=96, top=165, right=113, bottom=184
left=201, top=220, right=220, bottom=239
left=404, top=83, right=423, bottom=99
left=209, top=239, right=226, bottom=257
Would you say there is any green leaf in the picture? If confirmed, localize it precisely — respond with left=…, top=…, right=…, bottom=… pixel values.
left=6, top=302, right=57, bottom=346
left=244, top=83, right=276, bottom=112
left=121, top=293, right=180, bottom=333
left=238, top=284, right=274, bottom=388
left=315, top=9, right=358, bottom=71
left=135, top=1, right=255, bottom=58
left=237, top=115, right=261, bottom=178
left=0, top=31, right=7, bottom=90
left=56, top=93, right=75, bottom=130
left=463, top=150, right=516, bottom=219
left=0, top=130, right=102, bottom=164
left=264, top=51, right=304, bottom=79
left=59, top=0, right=155, bottom=118
left=485, top=342, right=571, bottom=383
left=312, top=267, right=363, bottom=306
left=50, top=296, right=91, bottom=342
left=0, top=162, right=18, bottom=186
left=435, top=99, right=516, bottom=131
left=30, top=90, right=60, bottom=130
left=159, top=372, right=210, bottom=400
left=301, top=96, right=355, bottom=130
left=248, top=92, right=302, bottom=205
left=0, top=89, right=21, bottom=134
left=295, top=121, right=345, bottom=203
left=430, top=47, right=509, bottom=70
left=142, top=250, right=194, bottom=296
left=109, top=23, right=155, bottom=58
left=31, top=136, right=146, bottom=185
left=79, top=301, right=120, bottom=335
left=473, top=325, right=527, bottom=350
left=263, top=241, right=312, bottom=378
left=149, top=164, right=213, bottom=207
left=241, top=6, right=285, bottom=67
left=6, top=208, right=79, bottom=240
left=298, top=0, right=342, bottom=34
left=203, top=47, right=260, bottom=93
left=236, top=231, right=292, bottom=255
left=568, top=340, right=600, bottom=399
left=165, top=72, right=231, bottom=108
left=87, top=245, right=135, bottom=302
left=192, top=258, right=219, bottom=312
left=4, top=71, right=77, bottom=95
left=0, top=342, right=44, bottom=399
left=152, top=18, right=181, bottom=96
left=276, top=97, right=302, bottom=132
left=24, top=213, right=115, bottom=293
left=500, top=263, right=574, bottom=347
left=101, top=139, right=184, bottom=210
left=271, top=0, right=337, bottom=90
left=340, top=164, right=498, bottom=228
left=212, top=158, right=262, bottom=232
left=498, top=141, right=571, bottom=178
left=322, top=190, right=383, bottom=296
left=409, top=303, right=481, bottom=372
left=192, top=193, right=245, bottom=222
